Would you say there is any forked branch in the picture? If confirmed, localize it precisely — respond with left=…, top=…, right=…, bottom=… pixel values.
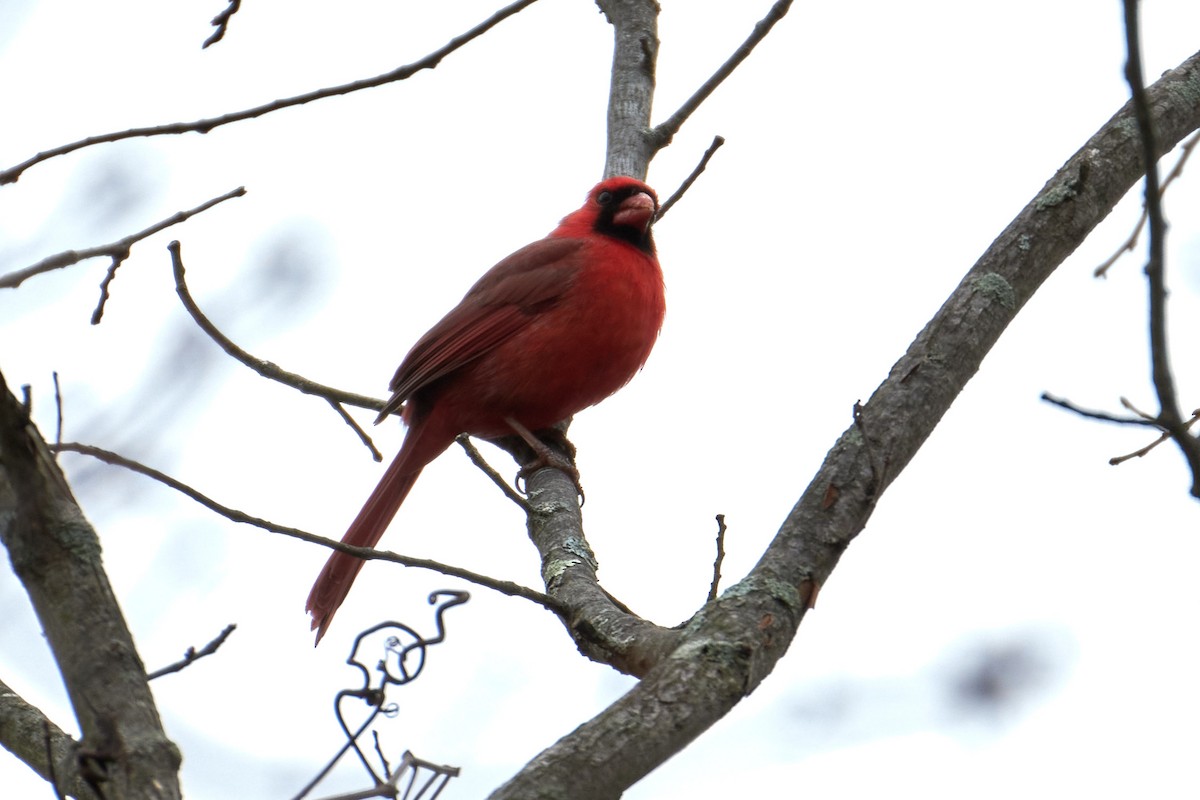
left=1120, top=0, right=1200, bottom=495
left=0, top=187, right=244, bottom=290
left=490, top=46, right=1200, bottom=800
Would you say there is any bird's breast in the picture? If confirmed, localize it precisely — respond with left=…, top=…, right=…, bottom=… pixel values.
left=441, top=241, right=664, bottom=436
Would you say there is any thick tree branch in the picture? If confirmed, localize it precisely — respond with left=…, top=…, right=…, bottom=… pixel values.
left=0, top=677, right=91, bottom=799
left=0, top=373, right=182, bottom=799
left=520, top=466, right=682, bottom=677
left=490, top=47, right=1200, bottom=800
left=0, top=0, right=540, bottom=185
left=596, top=0, right=659, bottom=179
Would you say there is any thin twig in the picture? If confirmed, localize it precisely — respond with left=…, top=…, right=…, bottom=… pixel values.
left=52, top=372, right=63, bottom=448
left=90, top=256, right=126, bottom=324
left=456, top=435, right=531, bottom=511
left=1094, top=130, right=1200, bottom=277
left=0, top=187, right=245, bottom=289
left=649, top=0, right=793, bottom=151
left=329, top=399, right=383, bottom=462
left=52, top=441, right=564, bottom=614
left=656, top=135, right=724, bottom=221
left=0, top=0, right=540, bottom=184
left=1126, top=4, right=1171, bottom=412
left=707, top=514, right=726, bottom=603
left=146, top=624, right=237, bottom=680
left=1111, top=431, right=1171, bottom=464
left=168, top=241, right=387, bottom=446
left=202, top=0, right=241, bottom=48
left=1121, top=0, right=1200, bottom=496
left=1110, top=409, right=1200, bottom=465
left=1120, top=396, right=1162, bottom=421
left=1040, top=392, right=1161, bottom=426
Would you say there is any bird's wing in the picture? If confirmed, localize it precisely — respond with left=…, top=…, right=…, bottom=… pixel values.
left=376, top=237, right=584, bottom=420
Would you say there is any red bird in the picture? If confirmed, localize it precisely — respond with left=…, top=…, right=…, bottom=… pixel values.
left=306, top=176, right=664, bottom=642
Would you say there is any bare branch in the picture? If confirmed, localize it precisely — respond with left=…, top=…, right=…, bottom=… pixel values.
left=147, top=624, right=237, bottom=680
left=0, top=187, right=245, bottom=290
left=1121, top=0, right=1200, bottom=495
left=1041, top=392, right=1161, bottom=426
left=596, top=0, right=660, bottom=179
left=51, top=441, right=563, bottom=613
left=1110, top=409, right=1200, bottom=465
left=492, top=46, right=1200, bottom=799
left=706, top=514, right=726, bottom=603
left=1094, top=129, right=1200, bottom=277
left=51, top=372, right=63, bottom=448
left=202, top=0, right=241, bottom=48
left=649, top=0, right=793, bottom=152
left=168, top=241, right=387, bottom=452
left=455, top=435, right=531, bottom=511
left=0, top=373, right=182, bottom=797
left=0, top=677, right=90, bottom=799
left=0, top=0, right=539, bottom=184
left=518, top=464, right=682, bottom=677
left=656, top=135, right=724, bottom=221
left=328, top=399, right=384, bottom=462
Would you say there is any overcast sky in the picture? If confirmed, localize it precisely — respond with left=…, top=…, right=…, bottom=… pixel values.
left=2, top=1, right=1200, bottom=798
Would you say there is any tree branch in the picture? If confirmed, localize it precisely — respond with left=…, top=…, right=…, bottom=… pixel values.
left=146, top=624, right=237, bottom=681
left=1121, top=0, right=1200, bottom=496
left=455, top=435, right=531, bottom=511
left=1041, top=392, right=1161, bottom=426
left=0, top=372, right=182, bottom=799
left=489, top=46, right=1200, bottom=800
left=0, top=0, right=541, bottom=185
left=520, top=465, right=682, bottom=677
left=0, top=187, right=245, bottom=291
left=706, top=514, right=727, bottom=603
left=201, top=0, right=241, bottom=49
left=1110, top=408, right=1200, bottom=465
left=168, top=241, right=387, bottom=450
left=51, top=441, right=563, bottom=614
left=656, top=135, right=725, bottom=221
left=596, top=0, right=660, bottom=179
left=1093, top=130, right=1200, bottom=277
left=649, top=0, right=793, bottom=152
left=0, top=676, right=92, bottom=799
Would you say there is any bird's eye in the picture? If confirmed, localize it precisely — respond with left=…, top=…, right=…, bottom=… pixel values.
left=596, top=191, right=613, bottom=205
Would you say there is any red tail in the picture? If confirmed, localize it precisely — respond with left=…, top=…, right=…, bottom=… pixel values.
left=306, top=422, right=450, bottom=643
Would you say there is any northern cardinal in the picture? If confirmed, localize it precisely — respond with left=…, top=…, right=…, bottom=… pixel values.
left=306, top=176, right=664, bottom=642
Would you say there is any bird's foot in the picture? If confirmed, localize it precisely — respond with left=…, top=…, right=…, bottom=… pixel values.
left=505, top=418, right=585, bottom=502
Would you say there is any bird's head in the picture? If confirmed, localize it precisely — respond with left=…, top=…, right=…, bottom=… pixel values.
left=585, top=177, right=658, bottom=254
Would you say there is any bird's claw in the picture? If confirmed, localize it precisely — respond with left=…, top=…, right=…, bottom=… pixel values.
left=504, top=417, right=585, bottom=503
left=515, top=453, right=585, bottom=503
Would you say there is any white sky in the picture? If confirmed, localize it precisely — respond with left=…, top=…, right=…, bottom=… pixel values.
left=2, top=1, right=1199, bottom=798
